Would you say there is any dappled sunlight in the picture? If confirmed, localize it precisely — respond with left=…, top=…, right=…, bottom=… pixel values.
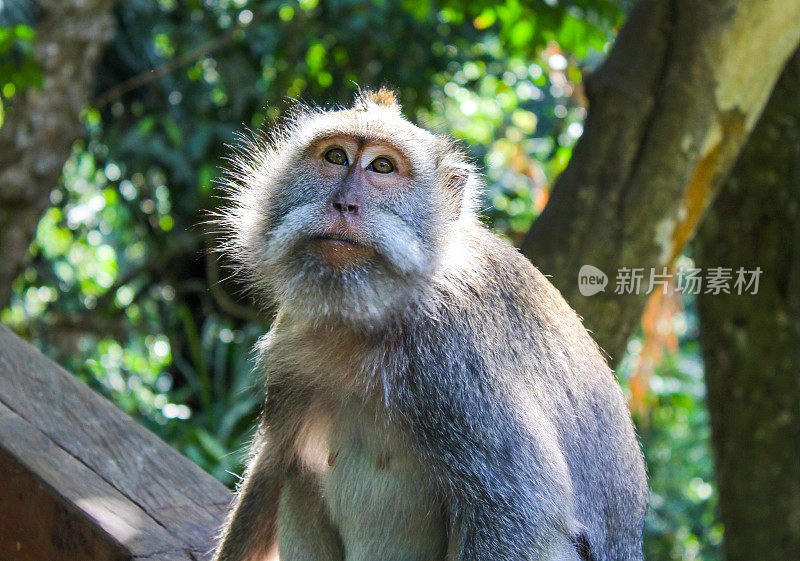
left=7, top=0, right=797, bottom=559
left=75, top=495, right=147, bottom=545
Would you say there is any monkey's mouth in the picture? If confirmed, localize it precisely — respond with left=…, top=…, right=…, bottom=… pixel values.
left=310, top=233, right=367, bottom=248
left=307, top=233, right=375, bottom=267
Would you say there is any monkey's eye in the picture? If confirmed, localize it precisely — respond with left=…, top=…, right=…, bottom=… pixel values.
left=368, top=157, right=394, bottom=174
left=324, top=148, right=348, bottom=166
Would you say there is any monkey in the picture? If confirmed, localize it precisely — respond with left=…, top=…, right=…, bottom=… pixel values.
left=212, top=87, right=648, bottom=561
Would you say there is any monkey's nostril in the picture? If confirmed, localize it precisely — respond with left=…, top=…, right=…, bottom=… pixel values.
left=332, top=200, right=359, bottom=214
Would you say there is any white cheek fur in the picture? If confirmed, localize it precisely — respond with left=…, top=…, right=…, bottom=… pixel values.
left=254, top=202, right=433, bottom=326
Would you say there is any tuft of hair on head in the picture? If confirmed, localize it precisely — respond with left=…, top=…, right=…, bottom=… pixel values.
left=353, top=86, right=401, bottom=112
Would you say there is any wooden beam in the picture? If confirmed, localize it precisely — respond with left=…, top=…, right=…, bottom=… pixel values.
left=0, top=324, right=232, bottom=560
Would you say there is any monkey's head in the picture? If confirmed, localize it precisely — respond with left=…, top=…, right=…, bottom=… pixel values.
left=220, top=88, right=479, bottom=327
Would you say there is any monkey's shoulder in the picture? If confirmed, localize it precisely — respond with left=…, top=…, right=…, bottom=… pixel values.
left=430, top=225, right=605, bottom=371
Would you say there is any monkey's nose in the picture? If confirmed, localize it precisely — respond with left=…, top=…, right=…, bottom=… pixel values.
left=331, top=198, right=360, bottom=215
left=330, top=181, right=363, bottom=217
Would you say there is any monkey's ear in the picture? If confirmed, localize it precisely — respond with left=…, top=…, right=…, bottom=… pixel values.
left=354, top=87, right=401, bottom=112
left=442, top=165, right=469, bottom=199
left=437, top=143, right=478, bottom=218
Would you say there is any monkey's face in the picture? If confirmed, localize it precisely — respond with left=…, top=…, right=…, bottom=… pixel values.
left=299, top=135, right=420, bottom=270
left=224, top=93, right=476, bottom=327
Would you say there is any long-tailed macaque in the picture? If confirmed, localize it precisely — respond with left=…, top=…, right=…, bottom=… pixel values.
left=213, top=88, right=647, bottom=561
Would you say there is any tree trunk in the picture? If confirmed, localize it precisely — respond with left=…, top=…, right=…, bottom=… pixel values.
left=0, top=0, right=115, bottom=309
left=694, top=49, right=800, bottom=561
left=521, top=0, right=800, bottom=363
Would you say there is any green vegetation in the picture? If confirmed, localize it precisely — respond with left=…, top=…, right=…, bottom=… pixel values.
left=1, top=1, right=720, bottom=559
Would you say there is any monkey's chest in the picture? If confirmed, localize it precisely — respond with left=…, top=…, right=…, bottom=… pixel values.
left=319, top=405, right=446, bottom=561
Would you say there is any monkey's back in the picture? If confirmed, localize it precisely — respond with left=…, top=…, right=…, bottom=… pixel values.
left=393, top=224, right=648, bottom=561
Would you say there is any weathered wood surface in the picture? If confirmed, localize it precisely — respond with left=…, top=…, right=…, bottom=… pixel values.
left=0, top=324, right=232, bottom=561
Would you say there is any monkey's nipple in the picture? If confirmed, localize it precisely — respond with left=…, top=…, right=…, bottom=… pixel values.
left=327, top=450, right=338, bottom=466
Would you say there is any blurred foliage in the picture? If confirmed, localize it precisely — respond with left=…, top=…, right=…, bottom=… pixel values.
left=1, top=0, right=719, bottom=558
left=0, top=22, right=41, bottom=125
left=619, top=289, right=723, bottom=561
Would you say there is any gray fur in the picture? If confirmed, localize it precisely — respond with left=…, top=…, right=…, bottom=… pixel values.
left=212, top=88, right=647, bottom=561
left=277, top=472, right=343, bottom=561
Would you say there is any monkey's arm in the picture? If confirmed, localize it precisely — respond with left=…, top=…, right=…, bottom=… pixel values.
left=213, top=431, right=283, bottom=561
left=400, top=317, right=581, bottom=561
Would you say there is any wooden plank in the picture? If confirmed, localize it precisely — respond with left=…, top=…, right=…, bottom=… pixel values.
left=0, top=401, right=179, bottom=560
left=0, top=324, right=232, bottom=560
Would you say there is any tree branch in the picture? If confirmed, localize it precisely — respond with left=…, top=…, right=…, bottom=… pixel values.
left=521, top=0, right=800, bottom=363
left=93, top=8, right=268, bottom=109
left=0, top=0, right=115, bottom=309
left=695, top=46, right=800, bottom=561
